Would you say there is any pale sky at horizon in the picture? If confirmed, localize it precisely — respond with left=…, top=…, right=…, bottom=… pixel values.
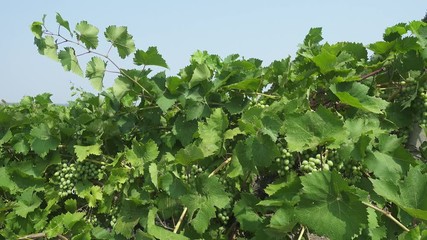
left=1, top=1, right=426, bottom=103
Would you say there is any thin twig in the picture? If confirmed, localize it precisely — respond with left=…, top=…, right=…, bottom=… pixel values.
left=361, top=67, right=386, bottom=80
left=208, top=157, right=232, bottom=178
left=297, top=225, right=306, bottom=240
left=18, top=233, right=68, bottom=240
left=173, top=207, right=187, bottom=233
left=362, top=201, right=410, bottom=232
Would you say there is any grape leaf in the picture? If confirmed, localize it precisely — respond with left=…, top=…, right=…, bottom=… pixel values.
left=189, top=64, right=211, bottom=88
left=296, top=171, right=368, bottom=240
left=14, top=188, right=42, bottom=217
left=74, top=144, right=102, bottom=161
left=75, top=182, right=103, bottom=208
left=75, top=21, right=99, bottom=49
left=147, top=208, right=189, bottom=240
left=34, top=36, right=58, bottom=61
left=0, top=167, right=19, bottom=194
left=104, top=25, right=135, bottom=58
left=180, top=175, right=230, bottom=234
left=371, top=166, right=427, bottom=220
left=58, top=47, right=83, bottom=76
left=30, top=21, right=43, bottom=39
left=30, top=138, right=59, bottom=157
left=233, top=193, right=264, bottom=232
left=126, top=140, right=159, bottom=175
left=284, top=106, right=347, bottom=152
left=330, top=82, right=389, bottom=114
left=56, top=13, right=72, bottom=36
left=85, top=57, right=106, bottom=91
left=133, top=47, right=168, bottom=68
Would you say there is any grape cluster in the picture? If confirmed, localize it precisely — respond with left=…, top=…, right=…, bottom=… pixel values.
left=180, top=165, right=203, bottom=183
left=53, top=161, right=106, bottom=197
left=341, top=160, right=364, bottom=184
left=275, top=142, right=295, bottom=176
left=109, top=205, right=119, bottom=227
left=54, top=162, right=76, bottom=197
left=299, top=150, right=334, bottom=174
left=414, top=88, right=427, bottom=128
left=84, top=214, right=99, bottom=226
left=249, top=99, right=268, bottom=109
left=216, top=207, right=232, bottom=233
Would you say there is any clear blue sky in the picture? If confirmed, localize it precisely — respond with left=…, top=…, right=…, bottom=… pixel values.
left=1, top=1, right=425, bottom=103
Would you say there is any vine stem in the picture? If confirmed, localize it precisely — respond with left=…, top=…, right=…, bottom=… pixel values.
left=208, top=157, right=232, bottom=178
left=18, top=233, right=68, bottom=240
left=297, top=225, right=306, bottom=240
left=362, top=201, right=410, bottom=232
left=361, top=67, right=386, bottom=80
left=173, top=157, right=233, bottom=233
left=173, top=207, right=187, bottom=233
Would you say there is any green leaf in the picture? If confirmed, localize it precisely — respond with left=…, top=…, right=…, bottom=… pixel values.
left=296, top=171, right=368, bottom=240
left=92, top=227, right=116, bottom=239
left=104, top=25, right=136, bottom=58
left=175, top=144, right=205, bottom=165
left=30, top=21, right=43, bottom=39
left=134, top=47, right=168, bottom=68
left=74, top=144, right=102, bottom=161
left=304, top=27, right=323, bottom=46
left=330, top=82, right=389, bottom=114
left=114, top=200, right=145, bottom=238
left=30, top=138, right=59, bottom=157
left=189, top=64, right=211, bottom=88
left=64, top=199, right=77, bottom=213
left=34, top=36, right=58, bottom=61
left=284, top=106, right=347, bottom=152
left=58, top=47, right=83, bottom=76
left=56, top=13, right=72, bottom=36
left=126, top=140, right=159, bottom=175
left=156, top=95, right=176, bottom=112
left=0, top=167, right=19, bottom=194
left=181, top=175, right=230, bottom=234
left=14, top=188, right=42, bottom=217
left=233, top=193, right=264, bottom=231
left=268, top=206, right=298, bottom=233
left=85, top=57, right=106, bottom=91
left=224, top=78, right=260, bottom=91
left=75, top=21, right=99, bottom=49
left=312, top=48, right=337, bottom=74
left=371, top=166, right=427, bottom=220
left=148, top=163, right=158, bottom=189
left=147, top=208, right=189, bottom=240
left=75, top=182, right=103, bottom=208
left=30, top=123, right=51, bottom=140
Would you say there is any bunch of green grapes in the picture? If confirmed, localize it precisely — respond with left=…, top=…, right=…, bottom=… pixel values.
left=340, top=160, right=364, bottom=184
left=74, top=161, right=106, bottom=181
left=84, top=214, right=99, bottom=226
left=249, top=99, right=268, bottom=109
left=413, top=89, right=427, bottom=128
left=275, top=142, right=295, bottom=176
left=216, top=206, right=233, bottom=233
left=109, top=205, right=119, bottom=227
left=299, top=149, right=335, bottom=174
left=53, top=162, right=76, bottom=197
left=180, top=165, right=204, bottom=183
left=53, top=161, right=106, bottom=197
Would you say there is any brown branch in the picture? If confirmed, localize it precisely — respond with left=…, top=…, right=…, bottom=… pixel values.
left=361, top=67, right=386, bottom=80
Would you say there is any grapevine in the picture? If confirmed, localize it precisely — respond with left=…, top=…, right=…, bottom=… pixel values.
left=0, top=13, right=427, bottom=240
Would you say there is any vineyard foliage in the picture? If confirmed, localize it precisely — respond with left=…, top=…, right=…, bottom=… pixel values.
left=1, top=13, right=427, bottom=239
